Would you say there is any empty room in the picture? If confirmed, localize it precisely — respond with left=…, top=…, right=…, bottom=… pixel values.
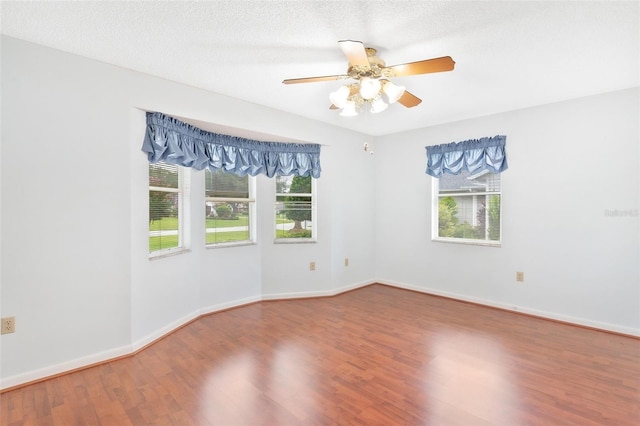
left=1, top=1, right=638, bottom=425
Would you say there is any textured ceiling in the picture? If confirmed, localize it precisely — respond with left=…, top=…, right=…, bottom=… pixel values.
left=1, top=1, right=638, bottom=136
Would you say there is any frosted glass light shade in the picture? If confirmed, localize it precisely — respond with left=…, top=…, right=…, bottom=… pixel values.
left=370, top=97, right=388, bottom=114
left=329, top=85, right=350, bottom=109
left=359, top=77, right=381, bottom=100
left=340, top=100, right=358, bottom=117
left=382, top=80, right=405, bottom=104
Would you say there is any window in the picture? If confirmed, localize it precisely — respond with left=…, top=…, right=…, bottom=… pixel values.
left=433, top=170, right=501, bottom=245
left=205, top=169, right=255, bottom=246
left=275, top=175, right=316, bottom=242
left=149, top=162, right=187, bottom=255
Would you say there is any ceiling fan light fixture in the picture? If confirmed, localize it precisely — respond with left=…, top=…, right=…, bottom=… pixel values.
left=370, top=97, right=388, bottom=114
left=382, top=80, right=405, bottom=104
left=329, top=85, right=350, bottom=109
left=359, top=77, right=381, bottom=100
left=340, top=100, right=358, bottom=117
left=284, top=40, right=455, bottom=117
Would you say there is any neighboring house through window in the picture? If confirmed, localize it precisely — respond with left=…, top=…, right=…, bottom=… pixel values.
left=205, top=169, right=255, bottom=246
left=275, top=175, right=316, bottom=242
left=434, top=170, right=501, bottom=245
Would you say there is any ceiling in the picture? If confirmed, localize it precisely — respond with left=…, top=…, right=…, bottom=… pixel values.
left=1, top=1, right=638, bottom=136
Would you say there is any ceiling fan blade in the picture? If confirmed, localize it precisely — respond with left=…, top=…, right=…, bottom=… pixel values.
left=397, top=90, right=422, bottom=108
left=282, top=74, right=347, bottom=84
left=338, top=40, right=370, bottom=69
left=386, top=56, right=455, bottom=77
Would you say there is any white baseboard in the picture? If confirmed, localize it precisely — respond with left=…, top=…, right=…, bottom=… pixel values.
left=377, top=279, right=640, bottom=337
left=132, top=295, right=263, bottom=353
left=261, top=279, right=375, bottom=301
left=3, top=279, right=636, bottom=391
left=0, top=295, right=262, bottom=391
left=0, top=344, right=132, bottom=391
left=131, top=312, right=200, bottom=353
left=199, top=295, right=262, bottom=316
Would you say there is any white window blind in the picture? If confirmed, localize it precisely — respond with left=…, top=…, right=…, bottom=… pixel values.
left=205, top=169, right=255, bottom=246
left=149, top=162, right=185, bottom=254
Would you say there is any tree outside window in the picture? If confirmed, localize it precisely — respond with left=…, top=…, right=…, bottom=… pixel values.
left=434, top=170, right=501, bottom=244
left=275, top=175, right=315, bottom=240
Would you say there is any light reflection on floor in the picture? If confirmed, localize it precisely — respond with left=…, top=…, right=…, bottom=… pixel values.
left=199, top=342, right=320, bottom=424
left=199, top=351, right=260, bottom=424
left=424, top=332, right=521, bottom=424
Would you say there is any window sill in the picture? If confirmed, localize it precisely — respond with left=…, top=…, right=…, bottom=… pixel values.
left=432, top=237, right=501, bottom=248
left=149, top=248, right=191, bottom=260
left=206, top=241, right=256, bottom=249
left=274, top=239, right=317, bottom=244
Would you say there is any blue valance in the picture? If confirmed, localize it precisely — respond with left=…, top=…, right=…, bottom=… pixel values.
left=425, top=135, right=508, bottom=178
left=142, top=112, right=321, bottom=178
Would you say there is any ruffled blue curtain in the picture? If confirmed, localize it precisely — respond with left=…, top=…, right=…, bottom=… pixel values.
left=142, top=112, right=321, bottom=178
left=425, top=135, right=508, bottom=177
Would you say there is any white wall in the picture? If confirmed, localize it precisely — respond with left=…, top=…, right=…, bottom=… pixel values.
left=260, top=132, right=377, bottom=299
left=2, top=37, right=133, bottom=384
left=374, top=88, right=640, bottom=334
left=0, top=37, right=376, bottom=389
left=2, top=35, right=637, bottom=390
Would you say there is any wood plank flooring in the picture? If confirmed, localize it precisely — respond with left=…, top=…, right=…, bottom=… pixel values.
left=2, top=284, right=639, bottom=425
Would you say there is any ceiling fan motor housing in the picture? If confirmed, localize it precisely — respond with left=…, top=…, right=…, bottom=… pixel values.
left=347, top=48, right=393, bottom=80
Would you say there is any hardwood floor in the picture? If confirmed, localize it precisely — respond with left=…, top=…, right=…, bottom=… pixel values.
left=2, top=284, right=639, bottom=425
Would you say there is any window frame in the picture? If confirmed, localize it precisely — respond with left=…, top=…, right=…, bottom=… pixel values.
left=204, top=170, right=256, bottom=248
left=148, top=162, right=190, bottom=258
left=274, top=175, right=317, bottom=244
left=431, top=171, right=502, bottom=247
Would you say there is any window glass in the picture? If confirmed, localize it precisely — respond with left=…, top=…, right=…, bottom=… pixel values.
left=205, top=169, right=254, bottom=245
left=434, top=170, right=501, bottom=244
left=149, top=162, right=184, bottom=254
left=275, top=175, right=316, bottom=241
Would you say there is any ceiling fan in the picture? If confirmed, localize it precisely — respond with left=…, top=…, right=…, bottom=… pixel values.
left=283, top=40, right=455, bottom=116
